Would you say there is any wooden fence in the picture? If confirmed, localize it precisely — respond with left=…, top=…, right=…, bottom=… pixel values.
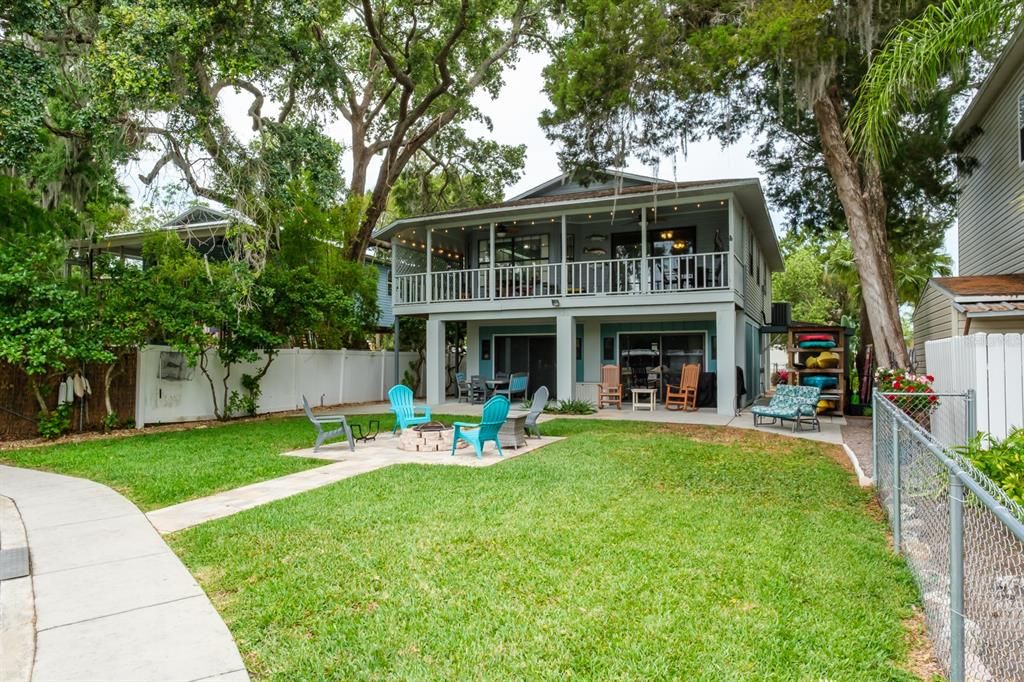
left=925, top=333, right=1024, bottom=441
left=0, top=355, right=137, bottom=440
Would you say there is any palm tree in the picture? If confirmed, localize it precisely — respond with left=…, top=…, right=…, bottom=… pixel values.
left=849, top=0, right=1022, bottom=164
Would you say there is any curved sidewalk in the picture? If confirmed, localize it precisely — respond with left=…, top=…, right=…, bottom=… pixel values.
left=0, top=465, right=248, bottom=682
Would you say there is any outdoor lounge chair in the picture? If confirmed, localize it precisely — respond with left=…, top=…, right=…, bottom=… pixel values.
left=524, top=385, right=549, bottom=438
left=451, top=395, right=511, bottom=458
left=495, top=372, right=529, bottom=401
left=751, top=384, right=821, bottom=432
left=302, top=395, right=355, bottom=453
left=665, top=364, right=700, bottom=411
left=597, top=364, right=622, bottom=409
left=388, top=384, right=431, bottom=432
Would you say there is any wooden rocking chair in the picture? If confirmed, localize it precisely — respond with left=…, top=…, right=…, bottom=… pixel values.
left=597, top=364, right=623, bottom=409
left=665, top=364, right=700, bottom=411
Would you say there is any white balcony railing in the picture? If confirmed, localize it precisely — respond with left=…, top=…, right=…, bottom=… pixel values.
left=393, top=252, right=729, bottom=305
left=493, top=263, right=561, bottom=299
left=430, top=267, right=490, bottom=303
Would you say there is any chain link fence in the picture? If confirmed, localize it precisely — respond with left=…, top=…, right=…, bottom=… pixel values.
left=873, top=390, right=1024, bottom=681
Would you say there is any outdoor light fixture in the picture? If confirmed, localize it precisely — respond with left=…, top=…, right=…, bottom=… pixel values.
left=551, top=299, right=560, bottom=307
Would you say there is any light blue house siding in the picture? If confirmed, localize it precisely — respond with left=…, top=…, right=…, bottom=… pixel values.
left=375, top=264, right=394, bottom=329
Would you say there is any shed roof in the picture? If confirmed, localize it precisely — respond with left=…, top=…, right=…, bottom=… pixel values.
left=931, top=274, right=1024, bottom=297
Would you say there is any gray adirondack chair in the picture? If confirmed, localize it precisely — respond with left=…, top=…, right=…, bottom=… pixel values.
left=302, top=396, right=355, bottom=452
left=525, top=385, right=549, bottom=437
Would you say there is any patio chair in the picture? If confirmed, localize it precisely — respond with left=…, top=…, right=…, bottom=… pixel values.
left=751, top=384, right=821, bottom=432
left=455, top=372, right=471, bottom=403
left=525, top=385, right=549, bottom=438
left=597, top=364, right=622, bottom=409
left=665, top=364, right=700, bottom=411
left=301, top=396, right=355, bottom=453
left=451, top=395, right=511, bottom=458
left=470, top=375, right=489, bottom=404
left=495, top=372, right=529, bottom=401
left=387, top=384, right=431, bottom=432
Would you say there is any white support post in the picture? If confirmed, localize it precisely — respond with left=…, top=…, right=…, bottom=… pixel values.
left=425, top=317, right=445, bottom=405
left=489, top=222, right=496, bottom=300
left=466, top=321, right=480, bottom=377
left=735, top=310, right=746, bottom=409
left=640, top=207, right=648, bottom=292
left=560, top=214, right=567, bottom=296
left=556, top=314, right=576, bottom=401
left=583, top=319, right=601, bottom=382
left=425, top=229, right=433, bottom=303
left=716, top=306, right=737, bottom=416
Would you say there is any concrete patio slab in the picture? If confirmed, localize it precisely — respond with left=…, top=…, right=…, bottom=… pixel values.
left=0, top=464, right=249, bottom=682
left=148, top=434, right=560, bottom=534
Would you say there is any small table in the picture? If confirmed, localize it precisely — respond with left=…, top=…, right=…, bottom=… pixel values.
left=631, top=388, right=656, bottom=412
left=499, top=413, right=528, bottom=448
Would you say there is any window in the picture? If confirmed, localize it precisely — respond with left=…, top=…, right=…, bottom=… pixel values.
left=478, top=234, right=551, bottom=266
left=1019, top=92, right=1024, bottom=165
left=747, top=228, right=754, bottom=276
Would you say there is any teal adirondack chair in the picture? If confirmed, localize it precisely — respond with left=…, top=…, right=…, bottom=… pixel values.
left=388, top=384, right=431, bottom=431
left=451, top=395, right=510, bottom=458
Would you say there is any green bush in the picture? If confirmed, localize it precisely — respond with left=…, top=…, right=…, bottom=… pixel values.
left=547, top=399, right=597, bottom=415
left=37, top=402, right=72, bottom=439
left=956, top=428, right=1024, bottom=508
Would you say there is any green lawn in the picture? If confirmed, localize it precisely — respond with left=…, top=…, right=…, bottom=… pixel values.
left=170, top=418, right=921, bottom=680
left=0, top=416, right=376, bottom=510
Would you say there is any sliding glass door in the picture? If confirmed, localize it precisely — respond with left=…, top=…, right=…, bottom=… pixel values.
left=618, top=332, right=705, bottom=399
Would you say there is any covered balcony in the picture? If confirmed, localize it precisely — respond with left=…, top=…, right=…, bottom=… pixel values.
left=390, top=198, right=735, bottom=309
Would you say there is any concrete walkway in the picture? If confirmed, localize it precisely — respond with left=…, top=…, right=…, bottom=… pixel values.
left=0, top=465, right=249, bottom=682
left=147, top=435, right=560, bottom=534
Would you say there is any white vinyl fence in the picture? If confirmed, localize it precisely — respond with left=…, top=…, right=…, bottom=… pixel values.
left=135, top=346, right=423, bottom=426
left=925, top=333, right=1024, bottom=443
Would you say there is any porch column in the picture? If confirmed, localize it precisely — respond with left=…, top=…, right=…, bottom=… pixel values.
left=556, top=314, right=576, bottom=401
left=466, top=321, right=480, bottom=377
left=582, top=319, right=601, bottom=382
left=716, top=306, right=737, bottom=417
left=425, top=229, right=433, bottom=303
left=640, top=207, right=648, bottom=292
left=560, top=214, right=567, bottom=296
left=393, top=315, right=401, bottom=389
left=488, top=222, right=496, bottom=300
left=735, top=310, right=747, bottom=408
left=425, top=317, right=446, bottom=405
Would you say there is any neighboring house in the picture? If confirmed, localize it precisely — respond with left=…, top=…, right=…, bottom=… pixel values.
left=913, top=275, right=1024, bottom=372
left=913, top=30, right=1024, bottom=368
left=83, top=206, right=395, bottom=332
left=375, top=171, right=784, bottom=415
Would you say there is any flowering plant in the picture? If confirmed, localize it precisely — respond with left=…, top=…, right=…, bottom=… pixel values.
left=875, top=367, right=938, bottom=415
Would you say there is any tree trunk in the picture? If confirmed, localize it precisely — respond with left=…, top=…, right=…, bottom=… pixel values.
left=813, top=89, right=910, bottom=369
left=29, top=376, right=49, bottom=417
left=198, top=350, right=223, bottom=420
left=103, top=361, right=123, bottom=418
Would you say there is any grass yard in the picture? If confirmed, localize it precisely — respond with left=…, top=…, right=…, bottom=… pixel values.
left=171, top=418, right=921, bottom=680
left=0, top=415, right=367, bottom=510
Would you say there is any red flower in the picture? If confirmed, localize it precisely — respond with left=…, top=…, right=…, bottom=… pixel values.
left=929, top=395, right=938, bottom=403
left=892, top=381, right=901, bottom=389
left=926, top=375, right=935, bottom=382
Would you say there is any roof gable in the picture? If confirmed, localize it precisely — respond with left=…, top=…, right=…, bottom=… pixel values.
left=954, top=27, right=1024, bottom=136
left=510, top=170, right=667, bottom=201
left=162, top=206, right=233, bottom=228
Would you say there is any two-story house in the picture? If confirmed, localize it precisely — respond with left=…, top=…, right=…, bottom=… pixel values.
left=377, top=171, right=783, bottom=415
left=913, top=29, right=1024, bottom=371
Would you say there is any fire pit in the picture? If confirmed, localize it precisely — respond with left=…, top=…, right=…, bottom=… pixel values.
left=398, top=421, right=468, bottom=452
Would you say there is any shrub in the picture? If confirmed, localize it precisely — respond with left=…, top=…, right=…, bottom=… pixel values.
left=547, top=399, right=597, bottom=415
left=37, top=402, right=72, bottom=439
left=955, top=429, right=1024, bottom=508
left=875, top=367, right=938, bottom=416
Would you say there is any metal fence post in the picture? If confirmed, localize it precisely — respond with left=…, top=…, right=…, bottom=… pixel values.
left=892, top=409, right=901, bottom=553
left=949, top=472, right=965, bottom=682
left=965, top=389, right=976, bottom=444
left=872, top=390, right=878, bottom=482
